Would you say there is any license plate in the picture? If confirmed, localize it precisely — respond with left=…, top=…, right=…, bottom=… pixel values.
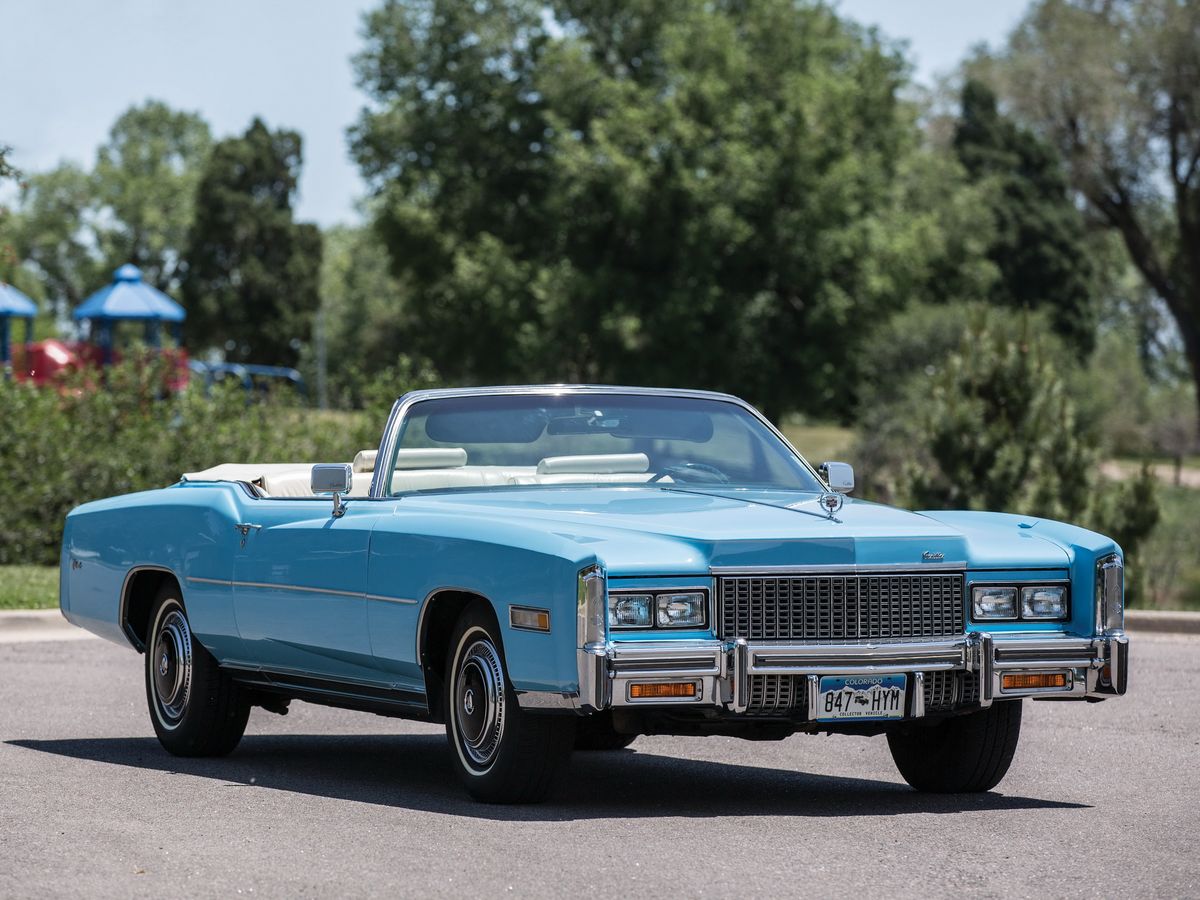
left=817, top=674, right=906, bottom=721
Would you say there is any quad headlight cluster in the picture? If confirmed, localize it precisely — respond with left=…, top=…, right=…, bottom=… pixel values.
left=608, top=590, right=708, bottom=629
left=971, top=584, right=1069, bottom=621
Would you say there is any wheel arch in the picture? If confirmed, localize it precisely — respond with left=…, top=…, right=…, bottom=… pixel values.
left=121, top=566, right=182, bottom=653
left=418, top=588, right=502, bottom=722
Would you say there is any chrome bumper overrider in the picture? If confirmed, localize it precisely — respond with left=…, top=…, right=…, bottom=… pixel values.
left=517, top=631, right=1129, bottom=714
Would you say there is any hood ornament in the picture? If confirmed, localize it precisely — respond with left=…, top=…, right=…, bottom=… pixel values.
left=819, top=492, right=844, bottom=518
left=922, top=551, right=944, bottom=561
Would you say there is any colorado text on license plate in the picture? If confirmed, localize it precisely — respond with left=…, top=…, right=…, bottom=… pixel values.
left=817, top=674, right=906, bottom=721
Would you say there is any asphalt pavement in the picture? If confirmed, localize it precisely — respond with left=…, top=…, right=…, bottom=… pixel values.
left=2, top=632, right=1197, bottom=899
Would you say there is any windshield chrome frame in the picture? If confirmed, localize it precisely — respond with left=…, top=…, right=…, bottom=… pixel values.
left=368, top=384, right=828, bottom=499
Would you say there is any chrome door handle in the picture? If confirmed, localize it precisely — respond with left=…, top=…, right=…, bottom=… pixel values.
left=234, top=523, right=262, bottom=546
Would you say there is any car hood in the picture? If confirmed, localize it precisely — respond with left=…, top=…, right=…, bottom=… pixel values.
left=398, top=486, right=1070, bottom=575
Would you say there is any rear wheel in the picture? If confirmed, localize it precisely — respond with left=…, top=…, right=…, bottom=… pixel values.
left=145, top=583, right=249, bottom=757
left=887, top=700, right=1022, bottom=793
left=444, top=604, right=575, bottom=803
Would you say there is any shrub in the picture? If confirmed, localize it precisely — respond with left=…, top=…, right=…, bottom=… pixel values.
left=854, top=308, right=1159, bottom=602
left=0, top=354, right=380, bottom=565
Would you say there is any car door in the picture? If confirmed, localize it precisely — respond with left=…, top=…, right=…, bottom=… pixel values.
left=231, top=496, right=384, bottom=684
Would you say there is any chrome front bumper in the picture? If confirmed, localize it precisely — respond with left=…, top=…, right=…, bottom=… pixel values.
left=518, top=630, right=1129, bottom=714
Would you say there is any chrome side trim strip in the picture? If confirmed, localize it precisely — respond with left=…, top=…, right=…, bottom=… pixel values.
left=184, top=576, right=417, bottom=605
left=365, top=593, right=419, bottom=605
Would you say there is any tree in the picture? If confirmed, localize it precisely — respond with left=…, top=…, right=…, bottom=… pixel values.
left=183, top=119, right=322, bottom=365
left=9, top=164, right=102, bottom=310
left=855, top=307, right=1159, bottom=598
left=982, top=0, right=1200, bottom=428
left=0, top=145, right=15, bottom=182
left=5, top=103, right=211, bottom=311
left=953, top=79, right=1097, bottom=355
left=351, top=0, right=923, bottom=417
left=92, top=101, right=212, bottom=290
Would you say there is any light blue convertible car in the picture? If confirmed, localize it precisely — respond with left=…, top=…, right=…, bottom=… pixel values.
left=60, top=385, right=1128, bottom=802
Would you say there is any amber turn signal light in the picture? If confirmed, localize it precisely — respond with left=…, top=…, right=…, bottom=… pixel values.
left=509, top=606, right=551, bottom=632
left=629, top=682, right=697, bottom=699
left=1001, top=672, right=1067, bottom=691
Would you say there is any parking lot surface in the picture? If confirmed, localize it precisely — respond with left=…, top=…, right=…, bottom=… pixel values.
left=2, top=632, right=1196, bottom=898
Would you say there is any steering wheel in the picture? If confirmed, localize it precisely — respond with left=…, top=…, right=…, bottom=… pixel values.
left=648, top=462, right=731, bottom=484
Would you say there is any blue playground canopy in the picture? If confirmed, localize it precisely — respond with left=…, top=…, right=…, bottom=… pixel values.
left=0, top=282, right=37, bottom=318
left=74, top=264, right=186, bottom=323
left=74, top=264, right=185, bottom=359
left=0, top=282, right=37, bottom=368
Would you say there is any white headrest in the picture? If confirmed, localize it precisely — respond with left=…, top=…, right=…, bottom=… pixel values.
left=393, top=447, right=468, bottom=470
left=352, top=449, right=378, bottom=473
left=536, top=453, right=650, bottom=475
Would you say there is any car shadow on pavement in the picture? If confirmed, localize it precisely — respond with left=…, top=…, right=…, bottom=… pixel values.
left=8, top=733, right=1089, bottom=821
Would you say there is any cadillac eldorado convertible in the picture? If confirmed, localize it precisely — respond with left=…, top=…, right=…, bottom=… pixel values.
left=60, top=385, right=1129, bottom=802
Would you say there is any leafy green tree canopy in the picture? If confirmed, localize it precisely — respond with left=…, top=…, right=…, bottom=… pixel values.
left=352, top=0, right=920, bottom=416
left=183, top=119, right=322, bottom=365
left=953, top=79, right=1097, bottom=355
left=93, top=101, right=212, bottom=290
left=854, top=306, right=1159, bottom=597
left=9, top=163, right=100, bottom=309
left=5, top=101, right=210, bottom=311
left=981, top=0, right=1200, bottom=427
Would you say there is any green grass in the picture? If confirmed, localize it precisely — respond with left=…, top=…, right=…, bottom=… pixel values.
left=0, top=566, right=60, bottom=610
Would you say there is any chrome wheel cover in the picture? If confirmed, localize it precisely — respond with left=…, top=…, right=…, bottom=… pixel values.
left=151, top=606, right=193, bottom=728
left=453, top=636, right=506, bottom=770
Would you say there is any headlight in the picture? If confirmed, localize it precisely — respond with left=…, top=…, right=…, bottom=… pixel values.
left=608, top=593, right=653, bottom=628
left=656, top=592, right=706, bottom=628
left=1021, top=585, right=1068, bottom=619
left=972, top=586, right=1017, bottom=619
left=1096, top=553, right=1124, bottom=632
left=608, top=589, right=709, bottom=630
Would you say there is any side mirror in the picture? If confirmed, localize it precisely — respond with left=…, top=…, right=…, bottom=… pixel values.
left=311, top=463, right=353, bottom=518
left=819, top=461, right=855, bottom=494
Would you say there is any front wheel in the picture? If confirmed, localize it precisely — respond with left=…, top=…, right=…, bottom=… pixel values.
left=887, top=700, right=1022, bottom=793
left=145, top=584, right=250, bottom=757
left=444, top=604, right=575, bottom=803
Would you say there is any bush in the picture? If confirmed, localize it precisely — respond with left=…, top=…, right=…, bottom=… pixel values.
left=0, top=355, right=381, bottom=565
left=854, top=307, right=1159, bottom=602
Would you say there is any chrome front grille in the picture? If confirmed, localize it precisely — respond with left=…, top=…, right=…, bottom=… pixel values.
left=924, top=670, right=957, bottom=711
left=718, top=572, right=965, bottom=642
left=747, top=675, right=803, bottom=717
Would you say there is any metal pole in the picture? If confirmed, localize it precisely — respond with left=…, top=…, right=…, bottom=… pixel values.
left=1, top=316, right=10, bottom=373
left=315, top=304, right=328, bottom=410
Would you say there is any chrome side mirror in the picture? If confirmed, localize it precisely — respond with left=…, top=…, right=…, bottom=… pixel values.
left=819, top=461, right=855, bottom=494
left=311, top=463, right=353, bottom=518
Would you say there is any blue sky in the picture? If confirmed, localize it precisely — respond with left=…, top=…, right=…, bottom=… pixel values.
left=1, top=1, right=1029, bottom=228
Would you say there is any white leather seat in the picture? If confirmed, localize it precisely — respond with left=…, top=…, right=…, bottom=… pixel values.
left=352, top=450, right=377, bottom=473
left=536, top=453, right=649, bottom=474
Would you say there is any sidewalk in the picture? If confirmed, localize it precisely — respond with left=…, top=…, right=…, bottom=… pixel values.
left=1125, top=609, right=1200, bottom=635
left=0, top=609, right=96, bottom=644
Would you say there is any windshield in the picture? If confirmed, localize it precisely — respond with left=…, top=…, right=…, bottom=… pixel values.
left=384, top=393, right=824, bottom=495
